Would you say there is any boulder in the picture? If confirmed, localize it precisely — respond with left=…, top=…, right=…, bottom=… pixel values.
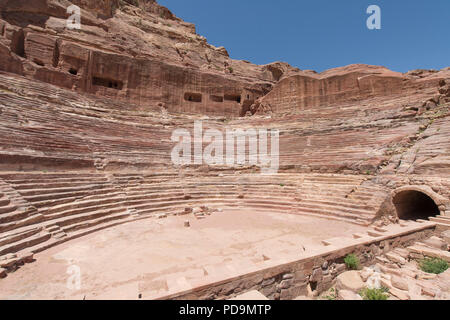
left=20, top=251, right=34, bottom=263
left=334, top=263, right=346, bottom=273
left=392, top=248, right=410, bottom=259
left=310, top=268, right=322, bottom=282
left=436, top=269, right=450, bottom=292
left=389, top=288, right=410, bottom=300
left=421, top=287, right=437, bottom=297
left=422, top=236, right=448, bottom=251
left=337, top=290, right=363, bottom=300
left=385, top=252, right=407, bottom=265
left=381, top=278, right=392, bottom=289
left=279, top=279, right=293, bottom=290
left=391, top=275, right=409, bottom=291
left=335, top=271, right=365, bottom=292
left=360, top=267, right=374, bottom=282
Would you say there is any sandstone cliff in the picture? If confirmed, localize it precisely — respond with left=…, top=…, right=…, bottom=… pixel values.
left=0, top=0, right=299, bottom=117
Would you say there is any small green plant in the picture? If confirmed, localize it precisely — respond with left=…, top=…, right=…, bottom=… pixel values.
left=419, top=258, right=449, bottom=274
left=359, top=287, right=389, bottom=300
left=344, top=254, right=360, bottom=270
left=322, top=288, right=337, bottom=300
left=228, top=67, right=233, bottom=73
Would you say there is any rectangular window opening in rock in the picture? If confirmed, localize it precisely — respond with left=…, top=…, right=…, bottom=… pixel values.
left=92, top=76, right=123, bottom=90
left=52, top=40, right=60, bottom=68
left=11, top=29, right=25, bottom=58
left=184, top=92, right=202, bottom=103
left=224, top=94, right=241, bottom=103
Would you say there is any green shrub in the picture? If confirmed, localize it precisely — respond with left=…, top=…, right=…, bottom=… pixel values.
left=344, top=254, right=360, bottom=270
left=419, top=258, right=449, bottom=274
left=359, top=287, right=389, bottom=300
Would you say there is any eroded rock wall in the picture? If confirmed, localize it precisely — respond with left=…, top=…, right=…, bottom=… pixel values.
left=0, top=0, right=290, bottom=117
left=258, top=65, right=446, bottom=117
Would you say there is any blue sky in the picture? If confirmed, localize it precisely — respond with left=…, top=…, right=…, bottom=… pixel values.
left=158, top=0, right=449, bottom=73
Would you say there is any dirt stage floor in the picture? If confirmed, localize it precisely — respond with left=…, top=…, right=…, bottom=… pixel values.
left=0, top=209, right=367, bottom=300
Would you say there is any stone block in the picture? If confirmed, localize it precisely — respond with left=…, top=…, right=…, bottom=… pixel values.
left=335, top=271, right=365, bottom=292
left=442, top=230, right=450, bottom=245
left=391, top=275, right=409, bottom=291
left=310, top=268, right=322, bottom=282
left=389, top=288, right=410, bottom=300
left=386, top=252, right=407, bottom=265
left=422, top=236, right=448, bottom=251
left=279, top=279, right=293, bottom=290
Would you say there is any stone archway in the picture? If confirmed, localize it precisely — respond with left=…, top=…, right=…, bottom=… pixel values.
left=392, top=186, right=446, bottom=221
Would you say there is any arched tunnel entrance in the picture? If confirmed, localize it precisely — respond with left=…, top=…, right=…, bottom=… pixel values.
left=393, top=190, right=440, bottom=221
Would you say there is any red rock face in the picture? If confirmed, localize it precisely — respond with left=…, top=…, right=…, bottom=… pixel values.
left=70, top=0, right=117, bottom=18
left=0, top=0, right=448, bottom=171
left=1, top=0, right=444, bottom=119
left=259, top=65, right=443, bottom=116
left=0, top=0, right=448, bottom=174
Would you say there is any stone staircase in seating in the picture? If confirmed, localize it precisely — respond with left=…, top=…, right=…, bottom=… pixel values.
left=429, top=215, right=450, bottom=231
left=238, top=174, right=388, bottom=226
left=0, top=173, right=134, bottom=268
left=116, top=173, right=388, bottom=226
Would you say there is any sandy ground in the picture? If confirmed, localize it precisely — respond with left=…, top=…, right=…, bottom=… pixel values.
left=0, top=209, right=366, bottom=300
